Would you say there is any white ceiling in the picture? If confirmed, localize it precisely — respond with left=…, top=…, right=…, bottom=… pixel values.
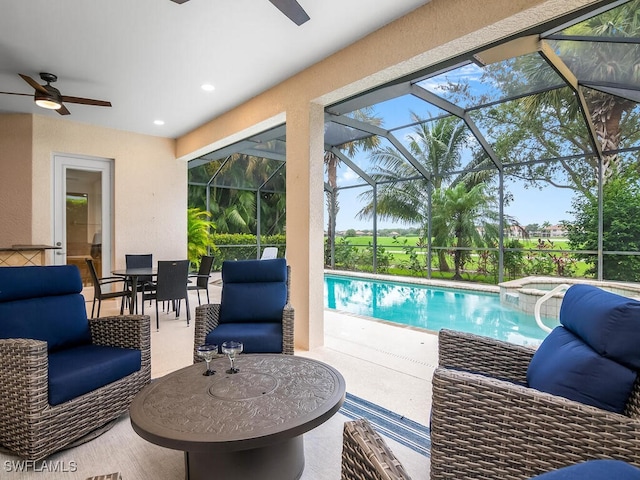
left=0, top=0, right=430, bottom=139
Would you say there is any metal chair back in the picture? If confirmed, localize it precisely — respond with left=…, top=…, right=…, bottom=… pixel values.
left=148, top=260, right=191, bottom=330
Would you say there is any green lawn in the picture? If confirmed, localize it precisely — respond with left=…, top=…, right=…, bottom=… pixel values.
left=342, top=235, right=571, bottom=250
left=331, top=235, right=588, bottom=281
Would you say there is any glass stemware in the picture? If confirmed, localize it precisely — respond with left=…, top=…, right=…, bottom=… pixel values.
left=221, top=341, right=243, bottom=374
left=196, top=344, right=218, bottom=376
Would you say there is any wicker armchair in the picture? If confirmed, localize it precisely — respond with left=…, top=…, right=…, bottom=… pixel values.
left=341, top=418, right=412, bottom=480
left=193, top=259, right=294, bottom=362
left=0, top=266, right=151, bottom=461
left=430, top=329, right=640, bottom=480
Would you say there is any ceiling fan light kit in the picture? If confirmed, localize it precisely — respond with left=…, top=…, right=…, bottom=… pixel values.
left=35, top=89, right=62, bottom=110
left=0, top=72, right=111, bottom=116
left=32, top=72, right=62, bottom=110
left=35, top=96, right=62, bottom=110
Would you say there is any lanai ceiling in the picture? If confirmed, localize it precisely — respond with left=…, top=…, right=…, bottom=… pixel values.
left=0, top=0, right=430, bottom=138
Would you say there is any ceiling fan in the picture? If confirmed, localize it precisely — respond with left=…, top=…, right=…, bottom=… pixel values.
left=170, top=0, right=310, bottom=26
left=0, top=72, right=112, bottom=116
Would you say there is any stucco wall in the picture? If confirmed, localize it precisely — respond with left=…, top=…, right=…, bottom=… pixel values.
left=0, top=114, right=186, bottom=270
left=0, top=114, right=33, bottom=246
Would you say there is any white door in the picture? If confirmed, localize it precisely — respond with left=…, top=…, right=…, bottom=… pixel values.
left=53, top=154, right=113, bottom=284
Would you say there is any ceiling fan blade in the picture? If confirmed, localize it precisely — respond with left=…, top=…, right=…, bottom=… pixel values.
left=268, top=0, right=310, bottom=25
left=0, top=91, right=33, bottom=97
left=61, top=95, right=112, bottom=107
left=19, top=74, right=48, bottom=95
left=56, top=104, right=71, bottom=115
left=170, top=0, right=190, bottom=3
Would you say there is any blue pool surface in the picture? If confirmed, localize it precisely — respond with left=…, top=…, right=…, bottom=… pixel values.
left=324, top=274, right=559, bottom=347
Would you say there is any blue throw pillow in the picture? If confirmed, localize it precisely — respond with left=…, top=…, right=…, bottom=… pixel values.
left=527, top=326, right=636, bottom=414
left=560, top=284, right=640, bottom=370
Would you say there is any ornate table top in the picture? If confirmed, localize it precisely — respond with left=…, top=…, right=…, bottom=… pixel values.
left=129, top=354, right=346, bottom=452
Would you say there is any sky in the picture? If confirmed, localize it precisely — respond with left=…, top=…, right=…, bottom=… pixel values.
left=323, top=61, right=581, bottom=232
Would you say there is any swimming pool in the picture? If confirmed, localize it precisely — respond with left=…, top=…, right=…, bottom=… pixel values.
left=324, top=274, right=558, bottom=347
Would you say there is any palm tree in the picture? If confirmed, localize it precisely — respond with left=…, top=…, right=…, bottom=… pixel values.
left=209, top=188, right=257, bottom=233
left=358, top=114, right=473, bottom=272
left=324, top=107, right=382, bottom=263
left=431, top=183, right=498, bottom=280
left=517, top=0, right=640, bottom=182
left=191, top=152, right=287, bottom=235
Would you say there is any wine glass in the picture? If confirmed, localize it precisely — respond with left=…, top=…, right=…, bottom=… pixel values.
left=196, top=344, right=218, bottom=376
left=221, top=341, right=243, bottom=374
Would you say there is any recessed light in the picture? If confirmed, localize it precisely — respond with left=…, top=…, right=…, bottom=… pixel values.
left=154, top=120, right=165, bottom=126
left=201, top=83, right=215, bottom=92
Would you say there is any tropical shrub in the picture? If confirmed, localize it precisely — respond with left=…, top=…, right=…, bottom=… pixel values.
left=187, top=208, right=216, bottom=268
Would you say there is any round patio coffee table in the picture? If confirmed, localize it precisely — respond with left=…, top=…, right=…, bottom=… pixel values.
left=129, top=354, right=346, bottom=480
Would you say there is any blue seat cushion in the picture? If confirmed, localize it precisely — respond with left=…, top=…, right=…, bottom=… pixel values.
left=219, top=259, right=287, bottom=324
left=48, top=344, right=142, bottom=405
left=205, top=322, right=283, bottom=354
left=560, top=284, right=640, bottom=370
left=0, top=265, right=91, bottom=352
left=527, top=326, right=636, bottom=413
left=530, top=460, right=640, bottom=479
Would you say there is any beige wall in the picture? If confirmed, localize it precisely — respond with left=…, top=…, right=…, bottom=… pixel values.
left=175, top=0, right=604, bottom=350
left=0, top=114, right=187, bottom=271
left=0, top=114, right=33, bottom=246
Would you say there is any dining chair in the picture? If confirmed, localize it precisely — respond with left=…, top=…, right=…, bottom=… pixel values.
left=125, top=254, right=154, bottom=312
left=188, top=255, right=215, bottom=305
left=142, top=260, right=190, bottom=330
left=85, top=258, right=131, bottom=318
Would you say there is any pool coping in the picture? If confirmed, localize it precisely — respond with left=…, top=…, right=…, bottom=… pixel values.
left=324, top=269, right=500, bottom=295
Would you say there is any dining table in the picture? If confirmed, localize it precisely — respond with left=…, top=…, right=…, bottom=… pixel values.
left=112, top=267, right=157, bottom=314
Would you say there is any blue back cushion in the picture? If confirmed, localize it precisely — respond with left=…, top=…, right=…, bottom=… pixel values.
left=219, top=259, right=287, bottom=324
left=560, top=284, right=640, bottom=369
left=0, top=265, right=91, bottom=351
left=527, top=284, right=640, bottom=413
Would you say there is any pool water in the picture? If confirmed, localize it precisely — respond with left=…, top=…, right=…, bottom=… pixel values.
left=324, top=274, right=558, bottom=347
